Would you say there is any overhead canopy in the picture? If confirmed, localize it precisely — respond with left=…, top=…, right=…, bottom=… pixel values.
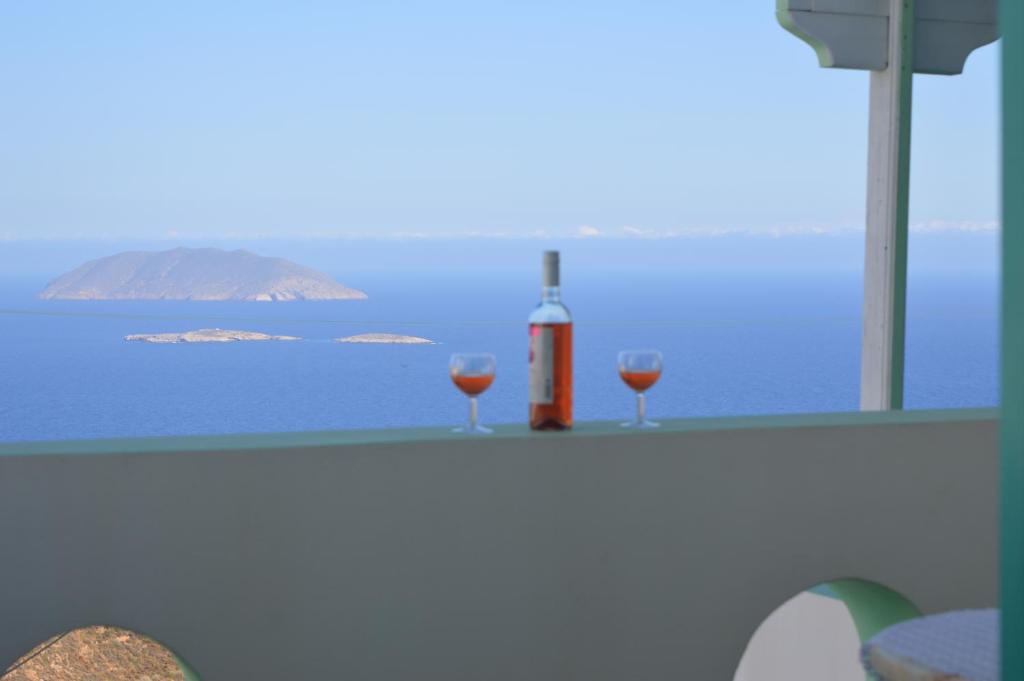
left=778, top=0, right=998, bottom=73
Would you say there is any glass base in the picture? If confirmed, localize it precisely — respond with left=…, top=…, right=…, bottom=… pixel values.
left=621, top=419, right=660, bottom=430
left=453, top=424, right=494, bottom=435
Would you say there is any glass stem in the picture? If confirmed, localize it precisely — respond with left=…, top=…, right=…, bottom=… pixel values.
left=469, top=396, right=479, bottom=430
left=636, top=392, right=646, bottom=424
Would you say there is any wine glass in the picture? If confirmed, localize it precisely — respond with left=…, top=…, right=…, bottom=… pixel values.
left=618, top=350, right=662, bottom=429
left=449, top=353, right=497, bottom=434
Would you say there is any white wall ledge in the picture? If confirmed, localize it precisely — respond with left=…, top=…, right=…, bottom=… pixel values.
left=0, top=409, right=998, bottom=679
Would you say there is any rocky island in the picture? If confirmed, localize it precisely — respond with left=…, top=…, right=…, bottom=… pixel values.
left=126, top=329, right=301, bottom=344
left=336, top=333, right=435, bottom=345
left=39, top=247, right=367, bottom=301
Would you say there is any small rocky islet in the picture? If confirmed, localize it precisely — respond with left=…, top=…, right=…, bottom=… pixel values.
left=335, top=333, right=435, bottom=345
left=126, top=329, right=435, bottom=345
left=125, top=329, right=301, bottom=344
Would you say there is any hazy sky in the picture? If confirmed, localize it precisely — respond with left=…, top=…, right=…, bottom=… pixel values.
left=0, top=1, right=999, bottom=241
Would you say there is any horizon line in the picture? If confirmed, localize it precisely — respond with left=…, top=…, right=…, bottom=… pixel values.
left=0, top=220, right=1001, bottom=243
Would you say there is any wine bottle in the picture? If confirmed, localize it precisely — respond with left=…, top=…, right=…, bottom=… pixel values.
left=529, top=250, right=573, bottom=430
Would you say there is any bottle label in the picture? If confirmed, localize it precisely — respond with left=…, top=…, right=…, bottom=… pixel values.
left=529, top=325, right=554, bottom=405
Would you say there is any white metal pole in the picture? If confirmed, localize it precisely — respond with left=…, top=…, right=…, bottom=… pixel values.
left=861, top=0, right=914, bottom=411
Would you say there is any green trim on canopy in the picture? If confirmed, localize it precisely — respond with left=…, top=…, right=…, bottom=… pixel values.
left=775, top=0, right=835, bottom=68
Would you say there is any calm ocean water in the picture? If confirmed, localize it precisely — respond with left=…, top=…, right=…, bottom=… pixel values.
left=0, top=269, right=998, bottom=443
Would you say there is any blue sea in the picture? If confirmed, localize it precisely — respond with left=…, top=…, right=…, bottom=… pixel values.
left=0, top=269, right=998, bottom=443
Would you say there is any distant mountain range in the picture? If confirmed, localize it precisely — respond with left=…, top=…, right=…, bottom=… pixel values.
left=38, top=247, right=367, bottom=301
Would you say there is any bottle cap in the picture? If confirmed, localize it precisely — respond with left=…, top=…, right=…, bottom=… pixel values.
left=543, top=251, right=560, bottom=287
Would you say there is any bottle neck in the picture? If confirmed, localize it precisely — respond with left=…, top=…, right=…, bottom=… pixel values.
left=541, top=286, right=561, bottom=303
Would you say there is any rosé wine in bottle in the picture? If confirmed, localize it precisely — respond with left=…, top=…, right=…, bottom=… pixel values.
left=529, top=251, right=572, bottom=430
